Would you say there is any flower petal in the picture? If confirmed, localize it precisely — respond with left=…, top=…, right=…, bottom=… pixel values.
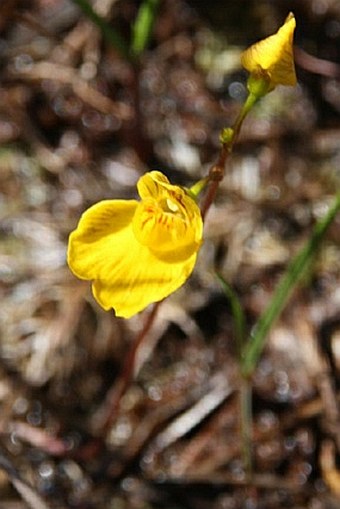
left=137, top=171, right=170, bottom=200
left=241, top=13, right=296, bottom=87
left=67, top=200, right=138, bottom=280
left=68, top=199, right=200, bottom=318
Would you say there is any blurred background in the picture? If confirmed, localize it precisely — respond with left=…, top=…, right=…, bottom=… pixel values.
left=0, top=0, right=339, bottom=507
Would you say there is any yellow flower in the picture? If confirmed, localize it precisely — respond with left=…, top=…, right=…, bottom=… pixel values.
left=67, top=171, right=203, bottom=318
left=241, top=12, right=297, bottom=92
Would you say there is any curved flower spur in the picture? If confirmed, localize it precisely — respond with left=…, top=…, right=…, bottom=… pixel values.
left=67, top=171, right=203, bottom=318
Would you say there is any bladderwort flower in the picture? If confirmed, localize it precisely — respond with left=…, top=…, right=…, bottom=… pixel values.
left=241, top=12, right=297, bottom=97
left=67, top=171, right=203, bottom=318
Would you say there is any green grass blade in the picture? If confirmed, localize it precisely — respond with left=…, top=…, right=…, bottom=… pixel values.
left=216, top=273, right=246, bottom=359
left=71, top=0, right=130, bottom=60
left=131, top=0, right=160, bottom=58
left=242, top=192, right=340, bottom=377
left=217, top=273, right=253, bottom=473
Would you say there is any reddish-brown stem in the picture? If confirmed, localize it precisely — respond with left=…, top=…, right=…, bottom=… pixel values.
left=93, top=301, right=161, bottom=436
left=201, top=144, right=230, bottom=219
left=201, top=91, right=254, bottom=219
left=200, top=178, right=220, bottom=220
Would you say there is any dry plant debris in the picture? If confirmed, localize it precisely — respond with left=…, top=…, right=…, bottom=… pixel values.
left=0, top=0, right=339, bottom=508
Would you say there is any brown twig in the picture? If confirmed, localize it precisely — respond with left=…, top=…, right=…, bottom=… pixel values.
left=0, top=447, right=54, bottom=509
left=294, top=47, right=340, bottom=79
left=10, top=62, right=133, bottom=120
left=7, top=422, right=68, bottom=456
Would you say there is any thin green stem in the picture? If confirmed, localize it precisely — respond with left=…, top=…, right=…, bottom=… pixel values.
left=228, top=93, right=259, bottom=150
left=242, top=192, right=340, bottom=377
left=131, top=0, right=161, bottom=58
left=216, top=274, right=252, bottom=473
left=71, top=0, right=130, bottom=60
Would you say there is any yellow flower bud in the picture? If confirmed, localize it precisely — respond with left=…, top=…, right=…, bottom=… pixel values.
left=241, top=12, right=297, bottom=94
